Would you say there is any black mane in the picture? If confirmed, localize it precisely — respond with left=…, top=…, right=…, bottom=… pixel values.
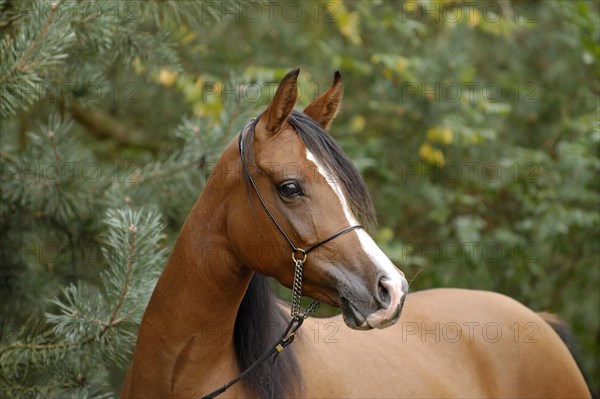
left=234, top=274, right=301, bottom=398
left=234, top=110, right=376, bottom=398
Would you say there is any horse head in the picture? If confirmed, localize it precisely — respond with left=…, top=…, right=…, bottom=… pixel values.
left=229, top=69, right=408, bottom=330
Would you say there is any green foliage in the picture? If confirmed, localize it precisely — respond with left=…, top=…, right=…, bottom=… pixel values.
left=0, top=207, right=165, bottom=397
left=1, top=0, right=598, bottom=395
left=0, top=1, right=76, bottom=116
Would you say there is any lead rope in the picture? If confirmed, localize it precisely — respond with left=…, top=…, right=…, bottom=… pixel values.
left=200, top=254, right=318, bottom=399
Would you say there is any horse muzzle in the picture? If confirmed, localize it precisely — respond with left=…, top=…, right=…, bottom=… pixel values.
left=339, top=273, right=409, bottom=330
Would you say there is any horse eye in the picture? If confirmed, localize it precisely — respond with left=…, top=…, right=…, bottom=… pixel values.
left=279, top=181, right=302, bottom=197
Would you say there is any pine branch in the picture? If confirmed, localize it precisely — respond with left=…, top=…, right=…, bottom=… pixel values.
left=0, top=2, right=58, bottom=84
left=0, top=305, right=126, bottom=357
left=0, top=372, right=69, bottom=397
left=135, top=159, right=200, bottom=184
left=0, top=13, right=21, bottom=29
left=15, top=2, right=58, bottom=74
left=0, top=2, right=76, bottom=116
left=0, top=337, right=77, bottom=354
left=0, top=208, right=166, bottom=396
left=107, top=224, right=137, bottom=326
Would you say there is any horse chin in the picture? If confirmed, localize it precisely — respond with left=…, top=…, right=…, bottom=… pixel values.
left=340, top=297, right=373, bottom=330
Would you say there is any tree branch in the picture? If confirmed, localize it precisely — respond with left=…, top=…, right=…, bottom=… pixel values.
left=108, top=227, right=137, bottom=325
left=0, top=3, right=58, bottom=84
left=69, top=101, right=159, bottom=152
left=0, top=150, right=17, bottom=163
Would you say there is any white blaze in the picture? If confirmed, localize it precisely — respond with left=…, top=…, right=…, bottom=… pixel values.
left=305, top=150, right=407, bottom=328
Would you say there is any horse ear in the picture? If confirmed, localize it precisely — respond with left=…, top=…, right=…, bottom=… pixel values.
left=303, top=71, right=343, bottom=130
left=260, top=68, right=299, bottom=135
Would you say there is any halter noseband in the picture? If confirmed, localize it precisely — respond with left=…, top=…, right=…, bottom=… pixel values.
left=199, top=121, right=364, bottom=399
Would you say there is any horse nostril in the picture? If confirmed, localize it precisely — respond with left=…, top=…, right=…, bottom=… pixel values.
left=377, top=276, right=391, bottom=309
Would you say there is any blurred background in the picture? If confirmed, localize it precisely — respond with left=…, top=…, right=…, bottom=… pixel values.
left=1, top=0, right=598, bottom=396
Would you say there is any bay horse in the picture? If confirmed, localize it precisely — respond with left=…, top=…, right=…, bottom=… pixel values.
left=121, top=69, right=592, bottom=398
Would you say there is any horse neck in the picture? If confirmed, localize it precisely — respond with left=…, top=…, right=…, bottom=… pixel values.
left=132, top=143, right=252, bottom=393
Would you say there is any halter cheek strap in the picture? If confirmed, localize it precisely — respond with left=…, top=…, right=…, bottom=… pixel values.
left=238, top=126, right=363, bottom=257
left=238, top=122, right=363, bottom=319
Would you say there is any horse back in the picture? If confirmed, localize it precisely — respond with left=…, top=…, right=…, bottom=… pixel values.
left=297, top=288, right=591, bottom=398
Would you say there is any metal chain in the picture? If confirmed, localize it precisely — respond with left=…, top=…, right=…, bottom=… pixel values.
left=304, top=300, right=321, bottom=318
left=290, top=259, right=304, bottom=318
left=291, top=258, right=320, bottom=320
